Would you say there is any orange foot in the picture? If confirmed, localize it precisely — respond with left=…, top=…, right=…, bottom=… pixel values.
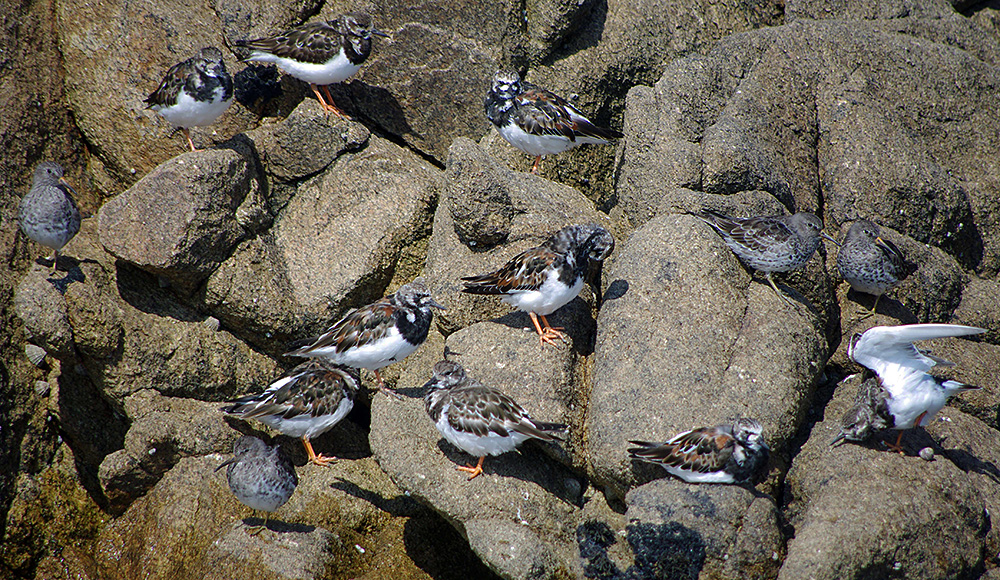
left=531, top=155, right=541, bottom=174
left=884, top=431, right=906, bottom=455
left=457, top=456, right=485, bottom=480
left=302, top=437, right=337, bottom=467
left=529, top=312, right=568, bottom=347
left=312, top=84, right=350, bottom=119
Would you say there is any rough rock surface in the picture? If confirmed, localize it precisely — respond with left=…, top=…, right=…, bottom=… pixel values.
left=425, top=137, right=615, bottom=333
left=625, top=481, right=784, bottom=580
left=203, top=104, right=441, bottom=353
left=588, top=213, right=827, bottom=499
left=617, top=18, right=1000, bottom=277
left=55, top=0, right=261, bottom=193
left=98, top=145, right=264, bottom=295
left=780, top=374, right=990, bottom=579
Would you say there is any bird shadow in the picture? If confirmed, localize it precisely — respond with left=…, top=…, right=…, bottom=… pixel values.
left=327, top=477, right=421, bottom=518
left=577, top=519, right=707, bottom=580
left=46, top=262, right=87, bottom=293
left=344, top=81, right=415, bottom=138
left=240, top=516, right=314, bottom=534
left=845, top=290, right=918, bottom=323
left=491, top=298, right=598, bottom=356
left=433, top=439, right=586, bottom=507
left=938, top=441, right=1000, bottom=484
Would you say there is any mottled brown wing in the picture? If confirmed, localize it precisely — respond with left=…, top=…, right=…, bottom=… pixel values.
left=145, top=58, right=197, bottom=107
left=289, top=299, right=396, bottom=355
left=629, top=427, right=734, bottom=474
left=239, top=21, right=341, bottom=64
left=461, top=248, right=558, bottom=295
left=514, top=86, right=622, bottom=142
left=448, top=386, right=561, bottom=441
left=226, top=360, right=357, bottom=420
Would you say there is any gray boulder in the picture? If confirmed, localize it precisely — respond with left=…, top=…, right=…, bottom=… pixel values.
left=425, top=137, right=615, bottom=333
left=98, top=390, right=241, bottom=515
left=97, top=146, right=264, bottom=295
left=202, top=123, right=440, bottom=353
left=624, top=480, right=784, bottom=580
left=587, top=213, right=827, bottom=500
left=616, top=18, right=1000, bottom=278
left=780, top=375, right=988, bottom=580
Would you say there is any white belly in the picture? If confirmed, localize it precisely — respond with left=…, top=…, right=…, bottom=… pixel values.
left=254, top=396, right=353, bottom=439
left=248, top=50, right=360, bottom=85
left=502, top=272, right=583, bottom=316
left=436, top=410, right=529, bottom=457
left=886, top=380, right=945, bottom=430
left=665, top=466, right=736, bottom=484
left=152, top=87, right=232, bottom=129
left=303, top=326, right=416, bottom=371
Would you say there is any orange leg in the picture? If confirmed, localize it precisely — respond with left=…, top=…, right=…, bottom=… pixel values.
left=885, top=431, right=906, bottom=454
left=531, top=155, right=541, bottom=174
left=457, top=456, right=485, bottom=480
left=301, top=436, right=337, bottom=467
left=181, top=128, right=200, bottom=152
left=528, top=312, right=568, bottom=347
left=310, top=83, right=349, bottom=117
left=373, top=369, right=402, bottom=399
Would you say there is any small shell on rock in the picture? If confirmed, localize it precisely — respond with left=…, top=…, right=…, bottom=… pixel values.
left=203, top=316, right=220, bottom=331
left=24, top=344, right=47, bottom=367
left=919, top=447, right=935, bottom=461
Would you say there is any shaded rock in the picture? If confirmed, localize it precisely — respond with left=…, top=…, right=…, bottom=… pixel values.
left=98, top=390, right=240, bottom=515
left=913, top=338, right=1000, bottom=431
left=40, top=226, right=282, bottom=406
left=625, top=480, right=783, bottom=580
left=425, top=137, right=614, bottom=332
left=825, top=221, right=967, bottom=328
left=14, top=269, right=75, bottom=359
left=97, top=146, right=262, bottom=295
left=616, top=19, right=1000, bottom=276
left=243, top=100, right=370, bottom=185
left=202, top=132, right=440, bottom=353
left=350, top=22, right=500, bottom=162
left=587, top=214, right=827, bottom=500
left=56, top=0, right=259, bottom=193
left=1, top=446, right=107, bottom=578
left=951, top=277, right=1000, bottom=345
left=780, top=375, right=988, bottom=580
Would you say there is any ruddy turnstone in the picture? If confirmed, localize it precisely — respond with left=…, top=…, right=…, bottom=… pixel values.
left=216, top=435, right=298, bottom=534
left=18, top=162, right=81, bottom=272
left=235, top=12, right=389, bottom=117
left=830, top=376, right=894, bottom=446
left=145, top=47, right=234, bottom=152
left=848, top=323, right=985, bottom=453
left=836, top=220, right=916, bottom=318
left=628, top=419, right=769, bottom=484
left=484, top=70, right=623, bottom=173
left=461, top=223, right=614, bottom=347
left=423, top=360, right=567, bottom=480
left=693, top=210, right=836, bottom=305
left=223, top=360, right=360, bottom=466
left=286, top=280, right=445, bottom=397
